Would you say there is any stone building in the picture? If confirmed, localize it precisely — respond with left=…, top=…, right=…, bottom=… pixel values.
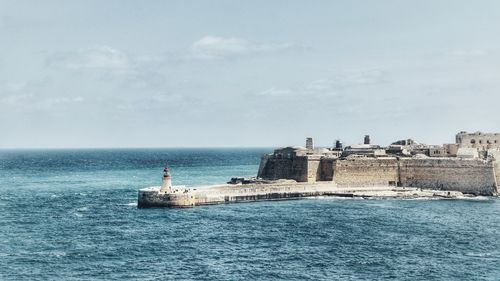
left=455, top=131, right=500, bottom=150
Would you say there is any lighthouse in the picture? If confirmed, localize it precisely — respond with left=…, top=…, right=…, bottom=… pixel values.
left=160, top=167, right=173, bottom=193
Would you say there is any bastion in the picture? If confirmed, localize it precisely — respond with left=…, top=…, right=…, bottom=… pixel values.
left=138, top=131, right=500, bottom=208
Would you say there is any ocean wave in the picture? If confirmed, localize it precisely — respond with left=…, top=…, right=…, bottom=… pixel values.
left=465, top=251, right=496, bottom=257
left=454, top=196, right=491, bottom=201
left=121, top=202, right=137, bottom=207
left=307, top=196, right=364, bottom=200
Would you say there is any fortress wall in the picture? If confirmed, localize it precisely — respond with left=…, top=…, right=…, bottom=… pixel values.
left=319, top=159, right=336, bottom=181
left=257, top=156, right=308, bottom=182
left=259, top=153, right=499, bottom=194
left=307, top=157, right=322, bottom=182
left=257, top=155, right=268, bottom=179
left=494, top=162, right=500, bottom=190
left=333, top=158, right=399, bottom=187
left=399, top=159, right=496, bottom=195
left=488, top=149, right=500, bottom=190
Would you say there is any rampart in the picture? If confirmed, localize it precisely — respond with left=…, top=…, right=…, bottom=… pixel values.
left=332, top=158, right=399, bottom=187
left=398, top=158, right=496, bottom=195
left=258, top=156, right=498, bottom=195
left=258, top=155, right=308, bottom=182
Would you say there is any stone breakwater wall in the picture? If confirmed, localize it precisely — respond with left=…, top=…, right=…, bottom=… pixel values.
left=139, top=182, right=340, bottom=208
left=258, top=157, right=499, bottom=196
left=138, top=183, right=468, bottom=208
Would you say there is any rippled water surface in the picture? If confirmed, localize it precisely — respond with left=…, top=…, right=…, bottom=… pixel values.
left=1, top=149, right=500, bottom=280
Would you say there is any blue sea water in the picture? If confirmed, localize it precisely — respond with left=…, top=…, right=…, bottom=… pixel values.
left=1, top=148, right=500, bottom=280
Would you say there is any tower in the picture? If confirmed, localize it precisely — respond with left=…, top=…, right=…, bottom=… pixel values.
left=306, top=137, right=314, bottom=150
left=335, top=140, right=343, bottom=150
left=160, top=167, right=173, bottom=193
left=364, top=135, right=371, bottom=145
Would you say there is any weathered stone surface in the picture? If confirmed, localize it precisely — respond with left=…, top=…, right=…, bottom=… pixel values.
left=138, top=183, right=468, bottom=208
left=258, top=156, right=498, bottom=195
left=399, top=158, right=496, bottom=195
left=332, top=158, right=399, bottom=187
left=257, top=155, right=308, bottom=182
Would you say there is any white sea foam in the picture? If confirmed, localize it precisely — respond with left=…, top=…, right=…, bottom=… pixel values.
left=46, top=250, right=67, bottom=258
left=465, top=252, right=495, bottom=257
left=403, top=197, right=442, bottom=201
left=307, top=196, right=363, bottom=200
left=455, top=196, right=491, bottom=201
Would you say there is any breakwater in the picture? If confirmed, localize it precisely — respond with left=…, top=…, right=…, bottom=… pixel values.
left=138, top=181, right=465, bottom=208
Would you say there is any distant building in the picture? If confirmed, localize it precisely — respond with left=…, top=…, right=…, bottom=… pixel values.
left=306, top=137, right=314, bottom=150
left=256, top=131, right=500, bottom=192
left=456, top=131, right=500, bottom=150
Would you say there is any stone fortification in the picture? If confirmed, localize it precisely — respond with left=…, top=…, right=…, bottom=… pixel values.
left=258, top=154, right=308, bottom=182
left=398, top=158, right=496, bottom=195
left=332, top=158, right=399, bottom=187
left=258, top=155, right=498, bottom=196
left=456, top=131, right=500, bottom=150
left=488, top=149, right=500, bottom=189
left=258, top=132, right=500, bottom=196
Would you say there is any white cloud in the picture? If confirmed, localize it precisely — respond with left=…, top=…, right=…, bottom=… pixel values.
left=257, top=87, right=293, bottom=97
left=444, top=49, right=488, bottom=58
left=0, top=79, right=85, bottom=111
left=190, top=36, right=298, bottom=59
left=257, top=69, right=388, bottom=99
left=50, top=96, right=84, bottom=104
left=47, top=46, right=130, bottom=71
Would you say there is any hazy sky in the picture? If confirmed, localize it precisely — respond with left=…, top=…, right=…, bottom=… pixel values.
left=1, top=0, right=500, bottom=148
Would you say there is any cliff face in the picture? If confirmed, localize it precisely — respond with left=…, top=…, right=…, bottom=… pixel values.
left=258, top=155, right=498, bottom=195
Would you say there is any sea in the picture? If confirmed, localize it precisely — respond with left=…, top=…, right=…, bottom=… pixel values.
left=1, top=148, right=500, bottom=281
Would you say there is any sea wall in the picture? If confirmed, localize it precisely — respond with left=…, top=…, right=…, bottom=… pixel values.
left=399, top=158, right=497, bottom=195
left=138, top=188, right=195, bottom=208
left=139, top=183, right=468, bottom=208
left=258, top=154, right=498, bottom=195
left=332, top=158, right=399, bottom=187
left=193, top=182, right=338, bottom=205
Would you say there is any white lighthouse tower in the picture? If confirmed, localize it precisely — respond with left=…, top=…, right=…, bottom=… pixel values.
left=160, top=167, right=173, bottom=193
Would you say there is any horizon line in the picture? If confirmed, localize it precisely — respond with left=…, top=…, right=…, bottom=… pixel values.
left=0, top=146, right=277, bottom=150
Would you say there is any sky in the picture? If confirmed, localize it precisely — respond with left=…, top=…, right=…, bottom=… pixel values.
left=1, top=0, right=500, bottom=148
